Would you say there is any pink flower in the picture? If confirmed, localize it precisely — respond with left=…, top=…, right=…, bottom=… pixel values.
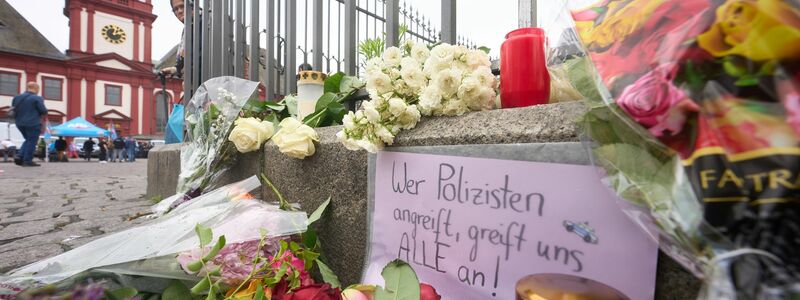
left=177, top=238, right=284, bottom=285
left=270, top=252, right=314, bottom=286
left=777, top=74, right=800, bottom=136
left=419, top=283, right=442, bottom=300
left=615, top=63, right=699, bottom=137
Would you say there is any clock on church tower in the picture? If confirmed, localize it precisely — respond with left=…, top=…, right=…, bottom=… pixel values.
left=65, top=0, right=156, bottom=63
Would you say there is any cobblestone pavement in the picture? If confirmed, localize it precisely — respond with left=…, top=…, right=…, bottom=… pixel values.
left=0, top=159, right=152, bottom=273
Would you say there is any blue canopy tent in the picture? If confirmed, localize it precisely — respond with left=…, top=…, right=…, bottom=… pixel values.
left=49, top=117, right=109, bottom=137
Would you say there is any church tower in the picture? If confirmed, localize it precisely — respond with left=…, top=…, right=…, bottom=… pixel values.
left=64, top=0, right=157, bottom=67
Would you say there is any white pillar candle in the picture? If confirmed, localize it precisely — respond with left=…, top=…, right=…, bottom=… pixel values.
left=296, top=71, right=326, bottom=120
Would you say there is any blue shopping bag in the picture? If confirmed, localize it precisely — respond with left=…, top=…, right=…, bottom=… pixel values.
left=165, top=104, right=184, bottom=144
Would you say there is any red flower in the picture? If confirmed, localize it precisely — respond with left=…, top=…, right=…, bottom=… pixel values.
left=282, top=283, right=342, bottom=300
left=586, top=0, right=714, bottom=90
left=419, top=283, right=442, bottom=300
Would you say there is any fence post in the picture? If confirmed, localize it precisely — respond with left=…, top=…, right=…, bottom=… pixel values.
left=212, top=0, right=223, bottom=77
left=183, top=0, right=194, bottom=102
left=249, top=0, right=260, bottom=82
left=192, top=0, right=201, bottom=91
left=312, top=0, right=323, bottom=71
left=234, top=0, right=244, bottom=78
left=344, top=0, right=356, bottom=75
left=441, top=0, right=456, bottom=44
left=264, top=0, right=275, bottom=100
left=518, top=0, right=536, bottom=28
left=222, top=0, right=232, bottom=75
left=385, top=0, right=399, bottom=47
left=202, top=0, right=211, bottom=82
left=285, top=0, right=297, bottom=93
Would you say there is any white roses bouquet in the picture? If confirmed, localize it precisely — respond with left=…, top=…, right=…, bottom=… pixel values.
left=337, top=40, right=497, bottom=153
left=272, top=117, right=320, bottom=159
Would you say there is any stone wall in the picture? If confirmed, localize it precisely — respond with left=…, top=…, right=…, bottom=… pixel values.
left=147, top=102, right=700, bottom=298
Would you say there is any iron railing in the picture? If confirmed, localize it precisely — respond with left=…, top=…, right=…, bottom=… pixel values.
left=181, top=0, right=485, bottom=102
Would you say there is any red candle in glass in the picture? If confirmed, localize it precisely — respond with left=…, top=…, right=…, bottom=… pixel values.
left=500, top=27, right=550, bottom=108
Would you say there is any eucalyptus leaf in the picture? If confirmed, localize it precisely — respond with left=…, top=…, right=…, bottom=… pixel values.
left=375, top=260, right=420, bottom=300
left=195, top=224, right=213, bottom=247
left=163, top=280, right=192, bottom=300
left=317, top=259, right=341, bottom=288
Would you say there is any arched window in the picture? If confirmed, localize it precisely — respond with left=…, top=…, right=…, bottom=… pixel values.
left=155, top=92, right=170, bottom=132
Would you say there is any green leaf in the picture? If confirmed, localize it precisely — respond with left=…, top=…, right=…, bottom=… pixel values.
left=325, top=101, right=347, bottom=125
left=477, top=46, right=491, bottom=54
left=302, top=227, right=318, bottom=249
left=208, top=266, right=221, bottom=276
left=106, top=287, right=138, bottom=300
left=317, top=259, right=341, bottom=288
left=374, top=260, right=420, bottom=300
left=255, top=285, right=265, bottom=300
left=190, top=277, right=211, bottom=295
left=207, top=104, right=220, bottom=122
left=195, top=224, right=213, bottom=247
left=202, top=235, right=227, bottom=261
left=735, top=76, right=759, bottom=87
left=264, top=101, right=286, bottom=111
left=289, top=241, right=301, bottom=252
left=307, top=197, right=331, bottom=226
left=325, top=72, right=346, bottom=94
left=163, top=280, right=193, bottom=300
left=284, top=95, right=299, bottom=117
left=339, top=76, right=364, bottom=94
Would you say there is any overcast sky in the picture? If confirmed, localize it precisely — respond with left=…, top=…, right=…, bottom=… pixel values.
left=6, top=0, right=593, bottom=66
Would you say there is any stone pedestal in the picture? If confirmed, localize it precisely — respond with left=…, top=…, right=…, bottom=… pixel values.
left=147, top=102, right=700, bottom=298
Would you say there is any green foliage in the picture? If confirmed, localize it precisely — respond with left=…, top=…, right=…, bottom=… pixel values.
left=106, top=287, right=138, bottom=300
left=307, top=197, right=331, bottom=226
left=162, top=280, right=193, bottom=300
left=316, top=259, right=341, bottom=288
left=375, top=260, right=420, bottom=300
left=302, top=72, right=364, bottom=128
left=477, top=46, right=491, bottom=54
left=195, top=224, right=213, bottom=247
left=188, top=225, right=227, bottom=297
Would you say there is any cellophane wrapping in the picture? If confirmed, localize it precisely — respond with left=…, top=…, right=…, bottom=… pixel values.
left=542, top=0, right=800, bottom=298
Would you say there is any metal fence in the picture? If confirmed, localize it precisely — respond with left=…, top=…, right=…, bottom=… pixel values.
left=181, top=0, right=481, bottom=102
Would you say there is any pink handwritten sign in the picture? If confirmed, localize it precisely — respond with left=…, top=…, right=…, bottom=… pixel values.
left=364, top=152, right=658, bottom=299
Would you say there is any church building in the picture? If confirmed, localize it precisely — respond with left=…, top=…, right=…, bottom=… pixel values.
left=0, top=0, right=183, bottom=138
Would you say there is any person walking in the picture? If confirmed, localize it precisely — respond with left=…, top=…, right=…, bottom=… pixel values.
left=1, top=139, right=16, bottom=162
left=125, top=137, right=136, bottom=162
left=55, top=136, right=67, bottom=162
left=113, top=136, right=126, bottom=162
left=83, top=138, right=96, bottom=161
left=98, top=138, right=108, bottom=163
left=11, top=82, right=47, bottom=167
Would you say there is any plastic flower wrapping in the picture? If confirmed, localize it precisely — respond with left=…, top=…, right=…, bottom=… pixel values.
left=0, top=176, right=307, bottom=296
left=163, top=76, right=262, bottom=214
left=565, top=0, right=800, bottom=298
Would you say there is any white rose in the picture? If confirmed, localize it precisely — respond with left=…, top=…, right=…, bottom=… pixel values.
left=342, top=112, right=357, bottom=130
left=418, top=85, right=442, bottom=115
left=453, top=45, right=468, bottom=61
left=366, top=71, right=393, bottom=94
left=429, top=44, right=454, bottom=63
left=356, top=138, right=383, bottom=153
left=472, top=66, right=496, bottom=88
left=375, top=125, right=395, bottom=144
left=397, top=104, right=422, bottom=129
left=411, top=43, right=430, bottom=64
left=272, top=117, right=319, bottom=159
left=457, top=77, right=482, bottom=109
left=365, top=57, right=383, bottom=74
left=382, top=47, right=403, bottom=68
left=434, top=68, right=463, bottom=97
left=442, top=99, right=468, bottom=116
left=478, top=87, right=497, bottom=110
left=465, top=50, right=491, bottom=69
left=388, top=98, right=407, bottom=117
left=228, top=117, right=275, bottom=153
left=401, top=39, right=415, bottom=52
left=400, top=57, right=420, bottom=70
left=336, top=131, right=362, bottom=151
left=400, top=67, right=426, bottom=90
left=362, top=101, right=381, bottom=124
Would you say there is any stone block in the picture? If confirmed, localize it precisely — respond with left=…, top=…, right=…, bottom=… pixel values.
left=0, top=244, right=64, bottom=273
left=146, top=143, right=182, bottom=199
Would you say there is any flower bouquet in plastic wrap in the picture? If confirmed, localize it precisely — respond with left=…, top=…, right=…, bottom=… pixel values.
left=154, top=77, right=262, bottom=214
left=567, top=0, right=800, bottom=298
